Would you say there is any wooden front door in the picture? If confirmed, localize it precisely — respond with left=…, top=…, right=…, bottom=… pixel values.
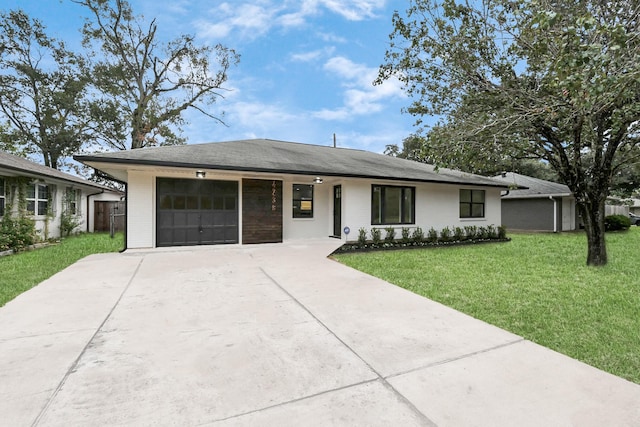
left=242, top=179, right=283, bottom=244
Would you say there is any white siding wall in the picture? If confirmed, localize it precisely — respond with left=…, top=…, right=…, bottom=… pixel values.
left=340, top=179, right=502, bottom=242
left=127, top=171, right=155, bottom=248
left=122, top=169, right=504, bottom=248
left=282, top=178, right=331, bottom=240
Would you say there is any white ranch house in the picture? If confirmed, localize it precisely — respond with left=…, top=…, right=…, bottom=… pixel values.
left=75, top=139, right=510, bottom=249
left=0, top=151, right=123, bottom=239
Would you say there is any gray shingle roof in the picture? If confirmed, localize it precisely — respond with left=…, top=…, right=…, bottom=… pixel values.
left=75, top=139, right=509, bottom=188
left=493, top=172, right=571, bottom=198
left=0, top=150, right=116, bottom=191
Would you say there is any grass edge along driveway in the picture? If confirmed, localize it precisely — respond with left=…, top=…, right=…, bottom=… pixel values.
left=334, top=229, right=640, bottom=385
left=0, top=233, right=124, bottom=307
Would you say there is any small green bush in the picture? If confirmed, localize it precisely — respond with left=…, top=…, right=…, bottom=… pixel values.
left=60, top=212, right=83, bottom=237
left=426, top=227, right=438, bottom=243
left=384, top=227, right=396, bottom=242
left=453, top=226, right=465, bottom=241
left=412, top=227, right=424, bottom=243
left=440, top=226, right=452, bottom=242
left=357, top=227, right=367, bottom=246
left=401, top=227, right=411, bottom=243
left=605, top=215, right=631, bottom=231
left=0, top=214, right=36, bottom=252
left=498, top=225, right=507, bottom=239
left=464, top=225, right=478, bottom=240
left=371, top=228, right=382, bottom=245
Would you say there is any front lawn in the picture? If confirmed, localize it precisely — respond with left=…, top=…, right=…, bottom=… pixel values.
left=0, top=233, right=124, bottom=307
left=334, top=228, right=640, bottom=384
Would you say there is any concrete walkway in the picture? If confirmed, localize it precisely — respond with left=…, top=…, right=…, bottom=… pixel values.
left=1, top=239, right=639, bottom=426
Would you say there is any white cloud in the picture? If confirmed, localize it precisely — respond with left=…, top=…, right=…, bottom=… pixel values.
left=195, top=3, right=281, bottom=39
left=290, top=47, right=335, bottom=62
left=318, top=0, right=385, bottom=21
left=315, top=56, right=405, bottom=120
left=194, top=0, right=387, bottom=41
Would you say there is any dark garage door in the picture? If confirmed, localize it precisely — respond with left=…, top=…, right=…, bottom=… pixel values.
left=157, top=178, right=238, bottom=247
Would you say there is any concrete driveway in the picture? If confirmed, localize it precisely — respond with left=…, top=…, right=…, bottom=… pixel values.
left=1, top=239, right=639, bottom=426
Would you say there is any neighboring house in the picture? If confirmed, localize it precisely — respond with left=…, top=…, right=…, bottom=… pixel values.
left=75, top=139, right=512, bottom=249
left=0, top=151, right=123, bottom=239
left=494, top=172, right=577, bottom=232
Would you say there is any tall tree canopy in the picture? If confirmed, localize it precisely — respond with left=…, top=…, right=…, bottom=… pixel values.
left=0, top=10, right=90, bottom=169
left=377, top=0, right=640, bottom=266
left=75, top=0, right=240, bottom=150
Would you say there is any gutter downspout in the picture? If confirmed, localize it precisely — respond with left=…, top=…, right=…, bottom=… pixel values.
left=93, top=170, right=127, bottom=253
left=119, top=182, right=127, bottom=253
left=549, top=196, right=558, bottom=232
left=86, top=190, right=104, bottom=232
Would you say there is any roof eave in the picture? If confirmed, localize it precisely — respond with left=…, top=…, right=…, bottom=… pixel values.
left=0, top=163, right=112, bottom=191
left=74, top=156, right=511, bottom=189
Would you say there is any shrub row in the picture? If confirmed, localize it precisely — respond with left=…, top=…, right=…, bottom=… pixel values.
left=339, top=224, right=507, bottom=253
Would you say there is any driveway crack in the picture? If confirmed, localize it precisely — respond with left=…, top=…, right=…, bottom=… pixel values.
left=259, top=267, right=436, bottom=427
left=31, top=257, right=145, bottom=427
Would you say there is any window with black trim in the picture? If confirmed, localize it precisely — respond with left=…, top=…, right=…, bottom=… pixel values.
left=371, top=185, right=415, bottom=225
left=460, top=189, right=485, bottom=218
left=0, top=177, right=5, bottom=217
left=293, top=184, right=313, bottom=218
left=27, top=183, right=49, bottom=216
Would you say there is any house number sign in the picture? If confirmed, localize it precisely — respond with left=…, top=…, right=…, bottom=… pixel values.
left=272, top=180, right=277, bottom=211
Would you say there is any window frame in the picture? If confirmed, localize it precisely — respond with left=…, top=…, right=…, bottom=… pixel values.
left=27, top=183, right=49, bottom=216
left=459, top=189, right=486, bottom=218
left=292, top=183, right=314, bottom=219
left=65, top=187, right=80, bottom=216
left=371, top=184, right=416, bottom=225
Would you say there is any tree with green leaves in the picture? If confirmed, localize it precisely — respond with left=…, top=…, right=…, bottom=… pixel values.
left=377, top=0, right=640, bottom=266
left=74, top=0, right=240, bottom=150
left=0, top=10, right=90, bottom=169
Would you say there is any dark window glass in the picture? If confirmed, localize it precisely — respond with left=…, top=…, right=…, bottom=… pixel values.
left=371, top=185, right=415, bottom=225
left=460, top=189, right=485, bottom=218
left=293, top=184, right=314, bottom=218
left=160, top=195, right=172, bottom=209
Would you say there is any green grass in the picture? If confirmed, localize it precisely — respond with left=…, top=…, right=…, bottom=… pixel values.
left=0, top=232, right=124, bottom=307
left=334, top=228, right=640, bottom=384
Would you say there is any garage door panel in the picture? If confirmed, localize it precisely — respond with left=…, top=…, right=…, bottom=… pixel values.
left=186, top=228, right=200, bottom=244
left=156, top=178, right=238, bottom=247
left=158, top=212, right=173, bottom=227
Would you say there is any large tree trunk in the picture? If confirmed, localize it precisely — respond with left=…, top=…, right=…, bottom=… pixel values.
left=577, top=197, right=607, bottom=266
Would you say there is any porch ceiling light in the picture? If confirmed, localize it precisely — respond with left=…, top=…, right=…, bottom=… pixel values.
left=196, top=170, right=206, bottom=178
left=313, top=177, right=323, bottom=184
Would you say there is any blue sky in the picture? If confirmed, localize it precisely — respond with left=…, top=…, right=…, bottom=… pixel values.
left=2, top=0, right=421, bottom=154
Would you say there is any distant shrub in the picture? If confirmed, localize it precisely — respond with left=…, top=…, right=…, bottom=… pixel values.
left=0, top=214, right=36, bottom=252
left=498, top=225, right=507, bottom=239
left=605, top=215, right=631, bottom=231
left=440, top=226, right=452, bottom=242
left=357, top=227, right=367, bottom=246
left=412, top=227, right=424, bottom=243
left=371, top=228, right=382, bottom=245
left=384, top=227, right=396, bottom=242
left=464, top=225, right=478, bottom=240
left=426, top=227, right=438, bottom=243
left=453, top=226, right=465, bottom=241
left=401, top=227, right=411, bottom=244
